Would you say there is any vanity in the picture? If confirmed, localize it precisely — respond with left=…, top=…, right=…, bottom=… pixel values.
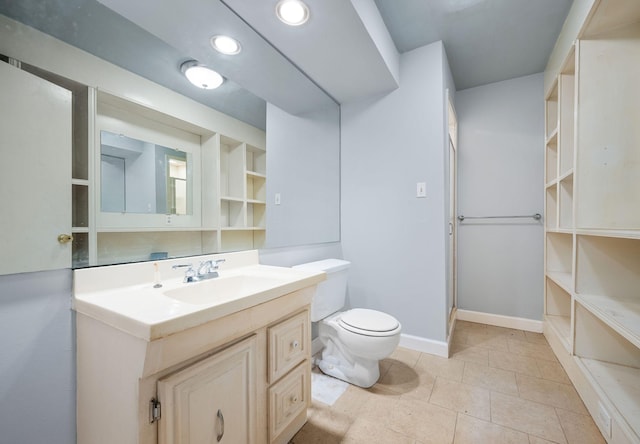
left=74, top=250, right=325, bottom=444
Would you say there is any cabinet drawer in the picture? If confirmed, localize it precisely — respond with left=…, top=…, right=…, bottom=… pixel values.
left=268, top=310, right=309, bottom=383
left=268, top=361, right=309, bottom=443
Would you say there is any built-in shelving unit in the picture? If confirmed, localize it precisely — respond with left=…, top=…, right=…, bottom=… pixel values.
left=543, top=1, right=640, bottom=442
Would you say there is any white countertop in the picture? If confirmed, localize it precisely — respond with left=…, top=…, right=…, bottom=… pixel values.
left=73, top=251, right=325, bottom=341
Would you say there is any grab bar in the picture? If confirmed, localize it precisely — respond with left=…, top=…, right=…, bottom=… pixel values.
left=457, top=213, right=542, bottom=222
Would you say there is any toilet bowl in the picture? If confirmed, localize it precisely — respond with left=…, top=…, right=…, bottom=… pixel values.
left=293, top=259, right=401, bottom=388
left=317, top=308, right=401, bottom=387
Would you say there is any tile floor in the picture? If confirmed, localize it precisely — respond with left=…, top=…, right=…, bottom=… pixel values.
left=290, top=320, right=605, bottom=444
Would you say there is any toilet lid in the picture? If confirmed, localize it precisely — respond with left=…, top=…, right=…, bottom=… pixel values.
left=339, top=308, right=400, bottom=334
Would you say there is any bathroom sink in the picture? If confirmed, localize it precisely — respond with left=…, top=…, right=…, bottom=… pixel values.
left=164, top=273, right=288, bottom=305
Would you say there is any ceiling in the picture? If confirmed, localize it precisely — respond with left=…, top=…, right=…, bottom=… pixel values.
left=0, top=0, right=573, bottom=129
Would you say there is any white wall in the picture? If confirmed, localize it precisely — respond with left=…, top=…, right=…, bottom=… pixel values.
left=456, top=73, right=544, bottom=320
left=341, top=41, right=450, bottom=343
left=0, top=270, right=75, bottom=444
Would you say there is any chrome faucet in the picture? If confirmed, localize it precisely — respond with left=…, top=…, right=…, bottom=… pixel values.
left=172, top=263, right=197, bottom=283
left=173, top=259, right=225, bottom=283
left=196, top=259, right=226, bottom=280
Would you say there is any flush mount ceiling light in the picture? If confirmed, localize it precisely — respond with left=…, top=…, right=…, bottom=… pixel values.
left=180, top=60, right=224, bottom=89
left=276, top=0, right=310, bottom=26
left=210, top=35, right=242, bottom=55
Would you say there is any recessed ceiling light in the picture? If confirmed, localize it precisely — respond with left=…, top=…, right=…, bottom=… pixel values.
left=276, top=0, right=310, bottom=26
left=180, top=60, right=224, bottom=90
left=210, top=35, right=242, bottom=55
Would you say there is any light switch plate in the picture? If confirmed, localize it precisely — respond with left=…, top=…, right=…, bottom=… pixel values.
left=416, top=182, right=426, bottom=198
left=275, top=193, right=281, bottom=205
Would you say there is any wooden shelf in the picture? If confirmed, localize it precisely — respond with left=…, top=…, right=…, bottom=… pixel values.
left=575, top=229, right=640, bottom=240
left=578, top=357, right=640, bottom=438
left=96, top=227, right=207, bottom=233
left=220, top=196, right=244, bottom=203
left=246, top=171, right=266, bottom=179
left=576, top=294, right=640, bottom=350
left=558, top=169, right=573, bottom=182
left=547, top=271, right=572, bottom=293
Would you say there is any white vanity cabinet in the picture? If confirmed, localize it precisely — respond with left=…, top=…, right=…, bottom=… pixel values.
left=74, top=252, right=323, bottom=444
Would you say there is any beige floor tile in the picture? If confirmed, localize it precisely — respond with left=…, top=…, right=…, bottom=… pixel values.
left=456, top=320, right=489, bottom=332
left=536, top=359, right=571, bottom=385
left=462, top=332, right=510, bottom=351
left=342, top=417, right=415, bottom=444
left=490, top=392, right=567, bottom=444
left=451, top=341, right=490, bottom=366
left=556, top=408, right=606, bottom=444
left=387, top=397, right=457, bottom=444
left=453, top=413, right=529, bottom=444
left=290, top=420, right=344, bottom=444
left=415, top=351, right=465, bottom=382
left=516, top=374, right=588, bottom=415
left=462, top=361, right=519, bottom=395
left=379, top=358, right=394, bottom=379
left=375, top=361, right=435, bottom=399
left=507, top=338, right=558, bottom=362
left=429, top=377, right=491, bottom=421
left=451, top=329, right=469, bottom=344
left=327, top=384, right=369, bottom=420
left=389, top=346, right=422, bottom=367
left=524, top=331, right=549, bottom=345
left=485, top=325, right=527, bottom=341
left=357, top=386, right=403, bottom=424
left=528, top=436, right=557, bottom=444
left=488, top=350, right=542, bottom=378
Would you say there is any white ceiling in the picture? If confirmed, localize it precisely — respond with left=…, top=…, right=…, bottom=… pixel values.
left=0, top=0, right=573, bottom=127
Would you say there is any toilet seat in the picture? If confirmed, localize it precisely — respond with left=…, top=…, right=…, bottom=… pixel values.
left=338, top=308, right=400, bottom=337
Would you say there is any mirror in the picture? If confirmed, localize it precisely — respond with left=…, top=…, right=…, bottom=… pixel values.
left=100, top=131, right=193, bottom=216
left=0, top=0, right=341, bottom=273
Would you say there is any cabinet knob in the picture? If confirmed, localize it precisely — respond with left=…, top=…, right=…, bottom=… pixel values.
left=57, top=234, right=74, bottom=244
left=290, top=395, right=298, bottom=404
left=291, top=340, right=300, bottom=349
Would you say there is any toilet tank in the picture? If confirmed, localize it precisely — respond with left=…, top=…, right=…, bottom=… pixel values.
left=292, top=259, right=350, bottom=322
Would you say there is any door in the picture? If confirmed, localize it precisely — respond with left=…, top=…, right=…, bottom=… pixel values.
left=0, top=61, right=72, bottom=275
left=158, top=336, right=257, bottom=444
left=447, top=93, right=458, bottom=329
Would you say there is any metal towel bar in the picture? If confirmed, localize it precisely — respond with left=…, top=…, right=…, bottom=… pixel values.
left=457, top=213, right=542, bottom=222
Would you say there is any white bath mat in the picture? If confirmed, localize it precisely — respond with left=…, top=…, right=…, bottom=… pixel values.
left=311, top=371, right=348, bottom=406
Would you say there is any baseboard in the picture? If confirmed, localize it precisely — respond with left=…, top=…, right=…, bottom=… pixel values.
left=399, top=333, right=449, bottom=358
left=457, top=309, right=543, bottom=333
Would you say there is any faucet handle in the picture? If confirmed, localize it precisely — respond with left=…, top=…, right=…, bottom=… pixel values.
left=212, top=258, right=226, bottom=269
left=172, top=263, right=196, bottom=283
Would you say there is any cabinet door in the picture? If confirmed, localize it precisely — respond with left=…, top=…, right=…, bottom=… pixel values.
left=0, top=61, right=72, bottom=275
left=158, top=336, right=256, bottom=444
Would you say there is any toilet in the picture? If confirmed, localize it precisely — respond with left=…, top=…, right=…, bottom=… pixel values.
left=293, top=259, right=401, bottom=388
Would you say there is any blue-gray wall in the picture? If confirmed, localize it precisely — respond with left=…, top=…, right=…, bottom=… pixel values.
left=341, top=41, right=451, bottom=343
left=265, top=103, right=341, bottom=249
left=0, top=269, right=75, bottom=444
left=456, top=73, right=544, bottom=320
